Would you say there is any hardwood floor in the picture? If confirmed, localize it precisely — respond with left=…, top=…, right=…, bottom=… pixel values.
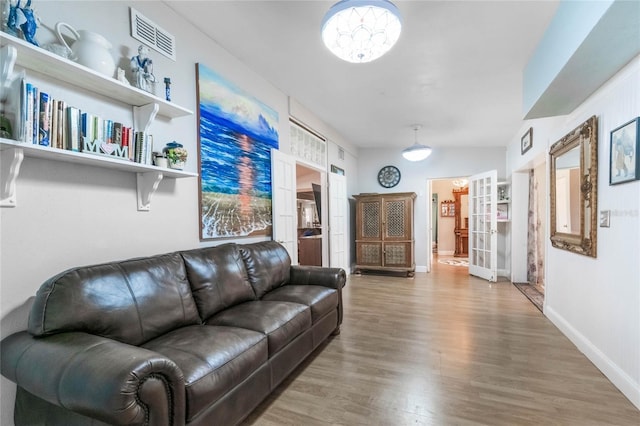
left=243, top=262, right=640, bottom=425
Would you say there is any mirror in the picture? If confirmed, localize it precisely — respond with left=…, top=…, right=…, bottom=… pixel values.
left=549, top=115, right=598, bottom=257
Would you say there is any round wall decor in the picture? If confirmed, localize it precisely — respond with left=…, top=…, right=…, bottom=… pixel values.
left=377, top=165, right=401, bottom=188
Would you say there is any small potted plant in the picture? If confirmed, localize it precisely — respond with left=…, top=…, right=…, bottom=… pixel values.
left=164, top=142, right=188, bottom=170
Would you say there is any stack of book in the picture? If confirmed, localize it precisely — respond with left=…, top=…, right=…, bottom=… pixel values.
left=19, top=79, right=153, bottom=165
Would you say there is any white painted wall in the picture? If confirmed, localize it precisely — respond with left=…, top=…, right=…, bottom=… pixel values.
left=355, top=147, right=506, bottom=271
left=0, top=2, right=358, bottom=423
left=507, top=55, right=640, bottom=409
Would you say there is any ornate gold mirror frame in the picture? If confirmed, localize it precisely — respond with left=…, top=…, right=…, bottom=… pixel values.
left=549, top=115, right=598, bottom=257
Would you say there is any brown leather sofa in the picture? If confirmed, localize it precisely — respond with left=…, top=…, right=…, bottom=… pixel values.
left=1, top=241, right=346, bottom=425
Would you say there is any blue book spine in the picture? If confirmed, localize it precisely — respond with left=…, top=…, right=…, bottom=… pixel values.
left=32, top=86, right=39, bottom=145
left=104, top=119, right=113, bottom=144
left=38, top=92, right=50, bottom=146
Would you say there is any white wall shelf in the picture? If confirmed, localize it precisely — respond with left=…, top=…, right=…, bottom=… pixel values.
left=497, top=181, right=511, bottom=222
left=0, top=33, right=192, bottom=119
left=0, top=138, right=197, bottom=211
left=0, top=34, right=196, bottom=211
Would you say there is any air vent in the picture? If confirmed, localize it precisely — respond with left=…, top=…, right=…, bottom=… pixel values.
left=130, top=8, right=176, bottom=61
left=338, top=147, right=344, bottom=160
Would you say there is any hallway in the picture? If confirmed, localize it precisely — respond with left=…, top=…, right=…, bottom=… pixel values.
left=244, top=262, right=639, bottom=425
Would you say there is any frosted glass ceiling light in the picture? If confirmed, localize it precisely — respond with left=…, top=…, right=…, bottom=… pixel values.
left=321, top=0, right=402, bottom=63
left=402, top=125, right=432, bottom=162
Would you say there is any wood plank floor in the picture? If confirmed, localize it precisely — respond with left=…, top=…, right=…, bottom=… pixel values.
left=243, top=261, right=640, bottom=425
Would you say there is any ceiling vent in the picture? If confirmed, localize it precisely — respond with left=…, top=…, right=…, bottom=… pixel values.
left=130, top=8, right=176, bottom=61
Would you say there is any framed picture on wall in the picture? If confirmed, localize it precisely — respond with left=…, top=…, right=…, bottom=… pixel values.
left=441, top=201, right=455, bottom=217
left=521, top=127, right=533, bottom=155
left=609, top=117, right=639, bottom=185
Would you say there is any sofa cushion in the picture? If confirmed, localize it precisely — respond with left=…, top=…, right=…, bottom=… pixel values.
left=239, top=241, right=291, bottom=298
left=206, top=301, right=311, bottom=355
left=181, top=244, right=256, bottom=320
left=262, top=285, right=338, bottom=323
left=142, top=325, right=267, bottom=423
left=28, top=253, right=201, bottom=345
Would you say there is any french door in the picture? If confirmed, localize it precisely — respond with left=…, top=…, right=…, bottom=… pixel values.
left=328, top=172, right=348, bottom=270
left=469, top=170, right=497, bottom=282
left=271, top=148, right=298, bottom=263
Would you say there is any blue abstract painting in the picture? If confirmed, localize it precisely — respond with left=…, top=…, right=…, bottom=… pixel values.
left=196, top=63, right=279, bottom=240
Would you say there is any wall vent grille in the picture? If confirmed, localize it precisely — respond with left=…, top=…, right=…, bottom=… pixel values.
left=130, top=8, right=176, bottom=61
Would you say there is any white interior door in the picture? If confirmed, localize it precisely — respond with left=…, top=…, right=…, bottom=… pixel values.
left=271, top=148, right=298, bottom=264
left=469, top=169, right=498, bottom=282
left=329, top=172, right=347, bottom=270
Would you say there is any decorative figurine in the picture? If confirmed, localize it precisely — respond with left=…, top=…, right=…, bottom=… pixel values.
left=5, top=0, right=20, bottom=37
left=130, top=45, right=156, bottom=93
left=116, top=67, right=129, bottom=85
left=164, top=77, right=171, bottom=102
left=5, top=0, right=40, bottom=46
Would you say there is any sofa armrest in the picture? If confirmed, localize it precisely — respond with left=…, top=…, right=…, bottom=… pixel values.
left=1, top=331, right=186, bottom=426
left=289, top=265, right=346, bottom=327
left=289, top=265, right=346, bottom=290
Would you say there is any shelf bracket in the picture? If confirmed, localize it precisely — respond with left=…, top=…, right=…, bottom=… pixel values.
left=1, top=147, right=24, bottom=207
left=137, top=171, right=163, bottom=211
left=133, top=103, right=159, bottom=133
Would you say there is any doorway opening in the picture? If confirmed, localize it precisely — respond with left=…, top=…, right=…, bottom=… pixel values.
left=296, top=164, right=323, bottom=266
left=512, top=159, right=546, bottom=312
left=429, top=177, right=469, bottom=270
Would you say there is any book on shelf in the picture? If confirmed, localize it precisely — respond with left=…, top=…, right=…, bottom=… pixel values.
left=66, top=106, right=82, bottom=152
left=104, top=119, right=113, bottom=144
left=56, top=100, right=65, bottom=149
left=25, top=83, right=34, bottom=144
left=133, top=131, right=154, bottom=165
left=113, top=122, right=122, bottom=145
left=50, top=99, right=58, bottom=148
left=32, top=85, right=39, bottom=145
left=38, top=92, right=51, bottom=146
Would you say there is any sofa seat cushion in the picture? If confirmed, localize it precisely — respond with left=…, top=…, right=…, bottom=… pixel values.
left=141, top=325, right=267, bottom=422
left=262, top=285, right=338, bottom=323
left=206, top=301, right=311, bottom=356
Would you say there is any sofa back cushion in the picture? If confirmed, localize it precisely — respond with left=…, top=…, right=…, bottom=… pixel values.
left=239, top=241, right=291, bottom=298
left=28, top=253, right=201, bottom=345
left=180, top=244, right=256, bottom=320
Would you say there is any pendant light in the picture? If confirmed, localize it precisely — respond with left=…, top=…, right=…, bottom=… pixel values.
left=402, top=125, right=432, bottom=162
left=321, top=0, right=402, bottom=63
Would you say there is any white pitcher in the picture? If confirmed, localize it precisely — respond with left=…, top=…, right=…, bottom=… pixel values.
left=55, top=22, right=116, bottom=78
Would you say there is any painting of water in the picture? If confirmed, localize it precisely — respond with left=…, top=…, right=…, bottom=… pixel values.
left=196, top=63, right=279, bottom=240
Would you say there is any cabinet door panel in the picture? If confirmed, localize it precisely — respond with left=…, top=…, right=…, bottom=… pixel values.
left=383, top=242, right=412, bottom=267
left=383, top=197, right=412, bottom=241
left=356, top=242, right=382, bottom=266
left=357, top=198, right=381, bottom=240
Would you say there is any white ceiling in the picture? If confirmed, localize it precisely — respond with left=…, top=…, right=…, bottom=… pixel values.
left=165, top=1, right=560, bottom=150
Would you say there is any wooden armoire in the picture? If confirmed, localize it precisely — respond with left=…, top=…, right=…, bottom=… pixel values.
left=353, top=192, right=416, bottom=276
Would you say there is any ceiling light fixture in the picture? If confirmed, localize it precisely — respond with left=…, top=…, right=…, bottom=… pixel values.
left=321, top=0, right=402, bottom=64
left=402, top=125, right=432, bottom=162
left=452, top=178, right=469, bottom=188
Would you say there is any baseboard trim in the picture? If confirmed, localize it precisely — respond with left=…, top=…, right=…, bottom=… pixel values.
left=438, top=250, right=454, bottom=256
left=545, top=305, right=640, bottom=410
